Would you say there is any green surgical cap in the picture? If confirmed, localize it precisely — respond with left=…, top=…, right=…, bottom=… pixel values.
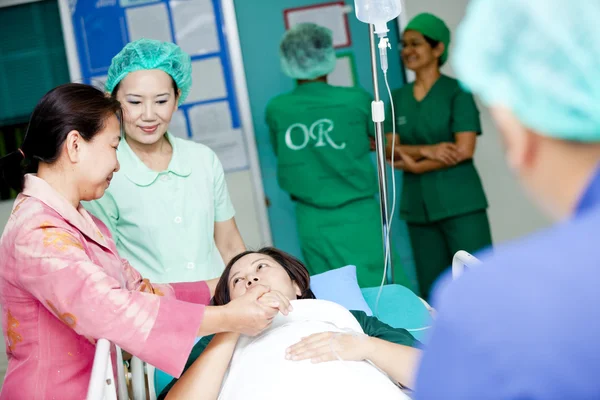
left=405, top=13, right=451, bottom=65
left=279, top=23, right=336, bottom=80
left=105, top=39, right=192, bottom=105
left=454, top=0, right=600, bottom=142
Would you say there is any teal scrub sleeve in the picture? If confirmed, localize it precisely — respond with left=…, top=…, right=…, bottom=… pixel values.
left=451, top=90, right=482, bottom=135
left=211, top=152, right=236, bottom=222
left=350, top=310, right=421, bottom=348
left=83, top=191, right=119, bottom=242
left=157, top=335, right=215, bottom=400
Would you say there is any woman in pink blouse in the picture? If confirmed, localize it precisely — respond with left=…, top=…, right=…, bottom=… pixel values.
left=0, top=84, right=288, bottom=399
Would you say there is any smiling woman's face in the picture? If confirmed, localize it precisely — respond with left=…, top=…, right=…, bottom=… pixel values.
left=115, top=69, right=178, bottom=146
left=401, top=30, right=443, bottom=72
left=227, top=253, right=301, bottom=301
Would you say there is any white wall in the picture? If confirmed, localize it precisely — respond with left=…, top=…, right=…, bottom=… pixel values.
left=401, top=0, right=550, bottom=243
left=225, top=170, right=269, bottom=249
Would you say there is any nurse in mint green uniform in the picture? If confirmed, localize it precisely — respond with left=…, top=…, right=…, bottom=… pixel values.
left=386, top=14, right=492, bottom=299
left=266, top=23, right=409, bottom=288
left=85, top=39, right=246, bottom=283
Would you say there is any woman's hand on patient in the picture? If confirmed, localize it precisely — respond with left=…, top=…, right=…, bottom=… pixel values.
left=285, top=332, right=374, bottom=363
left=224, top=285, right=281, bottom=336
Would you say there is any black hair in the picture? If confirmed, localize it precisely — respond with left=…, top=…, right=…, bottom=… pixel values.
left=213, top=247, right=316, bottom=306
left=423, top=35, right=443, bottom=66
left=0, top=83, right=122, bottom=192
left=423, top=35, right=441, bottom=49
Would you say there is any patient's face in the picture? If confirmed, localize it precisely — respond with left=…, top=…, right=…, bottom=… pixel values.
left=228, top=253, right=301, bottom=301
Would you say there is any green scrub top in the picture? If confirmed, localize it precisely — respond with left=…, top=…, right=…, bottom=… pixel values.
left=84, top=133, right=235, bottom=283
left=265, top=82, right=378, bottom=208
left=157, top=309, right=420, bottom=399
left=385, top=75, right=488, bottom=223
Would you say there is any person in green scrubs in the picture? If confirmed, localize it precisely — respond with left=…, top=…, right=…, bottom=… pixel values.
left=386, top=13, right=492, bottom=300
left=265, top=23, right=409, bottom=288
left=85, top=39, right=246, bottom=284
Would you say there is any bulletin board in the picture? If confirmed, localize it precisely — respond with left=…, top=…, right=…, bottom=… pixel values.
left=60, top=0, right=248, bottom=172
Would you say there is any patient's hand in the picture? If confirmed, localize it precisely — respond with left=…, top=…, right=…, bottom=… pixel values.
left=285, top=331, right=373, bottom=363
left=257, top=290, right=293, bottom=316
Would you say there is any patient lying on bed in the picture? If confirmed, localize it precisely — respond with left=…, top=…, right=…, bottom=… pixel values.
left=159, top=248, right=421, bottom=400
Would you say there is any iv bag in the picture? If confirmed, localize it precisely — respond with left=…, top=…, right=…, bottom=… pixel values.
left=354, top=0, right=402, bottom=35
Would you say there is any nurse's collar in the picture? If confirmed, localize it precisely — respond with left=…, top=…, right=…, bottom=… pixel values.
left=119, top=132, right=191, bottom=187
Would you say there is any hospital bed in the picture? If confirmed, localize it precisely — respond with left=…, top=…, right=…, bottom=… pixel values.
left=87, top=250, right=482, bottom=400
left=87, top=340, right=128, bottom=400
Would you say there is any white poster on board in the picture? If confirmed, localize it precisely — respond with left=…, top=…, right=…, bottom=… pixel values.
left=187, top=102, right=249, bottom=171
left=187, top=58, right=228, bottom=103
left=125, top=3, right=172, bottom=43
left=328, top=55, right=355, bottom=87
left=171, top=0, right=220, bottom=56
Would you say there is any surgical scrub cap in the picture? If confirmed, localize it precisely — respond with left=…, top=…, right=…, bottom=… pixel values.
left=453, top=0, right=600, bottom=142
left=105, top=39, right=192, bottom=105
left=405, top=13, right=451, bottom=65
left=279, top=23, right=336, bottom=80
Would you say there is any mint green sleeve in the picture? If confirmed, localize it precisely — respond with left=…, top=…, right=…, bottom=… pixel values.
left=211, top=151, right=236, bottom=222
left=451, top=89, right=482, bottom=135
left=83, top=191, right=119, bottom=242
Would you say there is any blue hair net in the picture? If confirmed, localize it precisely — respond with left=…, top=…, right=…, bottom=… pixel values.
left=453, top=0, right=600, bottom=142
left=105, top=39, right=192, bottom=105
left=280, top=23, right=336, bottom=80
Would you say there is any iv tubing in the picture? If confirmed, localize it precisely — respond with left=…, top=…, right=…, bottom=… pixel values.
left=375, top=71, right=397, bottom=316
left=368, top=24, right=393, bottom=287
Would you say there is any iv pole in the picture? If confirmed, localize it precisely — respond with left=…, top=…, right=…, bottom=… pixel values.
left=368, top=23, right=394, bottom=285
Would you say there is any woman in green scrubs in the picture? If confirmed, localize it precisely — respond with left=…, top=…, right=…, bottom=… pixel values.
left=266, top=23, right=409, bottom=289
left=387, top=13, right=492, bottom=300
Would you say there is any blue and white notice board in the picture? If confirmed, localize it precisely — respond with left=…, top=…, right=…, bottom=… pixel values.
left=60, top=0, right=249, bottom=173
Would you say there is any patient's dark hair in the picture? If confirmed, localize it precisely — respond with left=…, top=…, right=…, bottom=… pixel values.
left=213, top=247, right=316, bottom=306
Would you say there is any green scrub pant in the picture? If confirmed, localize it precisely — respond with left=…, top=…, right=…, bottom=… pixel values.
left=295, top=197, right=410, bottom=289
left=408, top=210, right=492, bottom=300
